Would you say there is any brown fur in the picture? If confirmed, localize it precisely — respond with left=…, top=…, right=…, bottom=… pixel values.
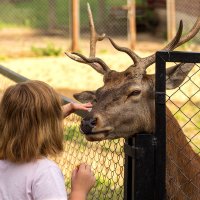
left=166, top=108, right=200, bottom=199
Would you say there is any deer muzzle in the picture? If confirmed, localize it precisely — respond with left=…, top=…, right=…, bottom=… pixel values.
left=80, top=118, right=97, bottom=135
left=80, top=114, right=114, bottom=141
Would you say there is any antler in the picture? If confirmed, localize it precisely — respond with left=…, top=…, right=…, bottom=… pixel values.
left=176, top=16, right=200, bottom=48
left=104, top=20, right=182, bottom=70
left=72, top=52, right=110, bottom=72
left=65, top=3, right=110, bottom=75
left=66, top=4, right=199, bottom=75
left=106, top=36, right=141, bottom=64
left=143, top=16, right=200, bottom=68
left=87, top=3, right=105, bottom=57
left=105, top=16, right=199, bottom=72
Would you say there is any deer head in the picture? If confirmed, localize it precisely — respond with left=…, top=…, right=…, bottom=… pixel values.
left=66, top=4, right=200, bottom=141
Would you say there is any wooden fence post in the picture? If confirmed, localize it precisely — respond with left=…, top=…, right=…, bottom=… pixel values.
left=167, top=0, right=176, bottom=41
left=127, top=0, right=136, bottom=50
left=71, top=0, right=80, bottom=51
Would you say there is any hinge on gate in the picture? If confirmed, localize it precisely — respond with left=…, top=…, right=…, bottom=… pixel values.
left=124, top=143, right=141, bottom=158
left=155, top=92, right=166, bottom=105
left=152, top=137, right=157, bottom=146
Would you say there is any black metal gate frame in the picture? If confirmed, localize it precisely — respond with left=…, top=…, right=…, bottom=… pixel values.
left=155, top=51, right=200, bottom=200
left=124, top=51, right=200, bottom=200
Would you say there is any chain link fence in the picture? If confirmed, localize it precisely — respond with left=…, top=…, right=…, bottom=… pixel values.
left=166, top=61, right=200, bottom=151
left=175, top=0, right=200, bottom=43
left=166, top=59, right=200, bottom=199
left=0, top=0, right=159, bottom=35
left=57, top=113, right=125, bottom=199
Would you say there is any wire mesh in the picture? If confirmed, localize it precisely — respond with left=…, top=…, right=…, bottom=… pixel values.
left=53, top=113, right=125, bottom=200
left=175, top=0, right=200, bottom=44
left=166, top=61, right=200, bottom=199
left=80, top=0, right=159, bottom=36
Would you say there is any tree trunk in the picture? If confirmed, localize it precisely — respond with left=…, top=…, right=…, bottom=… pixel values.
left=167, top=0, right=176, bottom=41
left=71, top=0, right=80, bottom=51
left=127, top=0, right=136, bottom=50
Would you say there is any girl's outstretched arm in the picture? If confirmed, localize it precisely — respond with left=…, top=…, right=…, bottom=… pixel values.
left=62, top=102, right=92, bottom=118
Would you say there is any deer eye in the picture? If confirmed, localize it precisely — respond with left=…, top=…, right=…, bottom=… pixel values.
left=127, top=90, right=141, bottom=98
left=93, top=98, right=97, bottom=103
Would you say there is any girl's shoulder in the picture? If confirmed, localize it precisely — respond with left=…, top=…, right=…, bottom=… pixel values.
left=33, top=158, right=61, bottom=175
left=36, top=157, right=58, bottom=168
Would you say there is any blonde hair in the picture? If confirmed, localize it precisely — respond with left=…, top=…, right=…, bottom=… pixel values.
left=0, top=80, right=64, bottom=163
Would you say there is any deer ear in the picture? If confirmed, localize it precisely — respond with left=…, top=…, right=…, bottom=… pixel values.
left=73, top=91, right=96, bottom=103
left=166, top=63, right=194, bottom=89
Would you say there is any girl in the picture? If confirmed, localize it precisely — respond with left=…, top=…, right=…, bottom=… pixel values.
left=0, top=80, right=95, bottom=200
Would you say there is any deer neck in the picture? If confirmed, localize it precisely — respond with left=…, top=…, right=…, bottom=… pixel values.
left=166, top=107, right=200, bottom=199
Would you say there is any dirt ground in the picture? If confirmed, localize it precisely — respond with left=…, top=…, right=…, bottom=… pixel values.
left=0, top=27, right=199, bottom=58
left=0, top=28, right=168, bottom=58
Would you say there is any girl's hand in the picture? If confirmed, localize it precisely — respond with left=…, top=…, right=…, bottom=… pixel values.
left=62, top=102, right=92, bottom=118
left=70, top=163, right=96, bottom=200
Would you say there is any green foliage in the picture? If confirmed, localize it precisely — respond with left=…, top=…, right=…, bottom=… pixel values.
left=0, top=3, right=30, bottom=28
left=31, top=43, right=62, bottom=57
left=0, top=0, right=68, bottom=28
left=0, top=0, right=149, bottom=29
left=136, top=0, right=147, bottom=6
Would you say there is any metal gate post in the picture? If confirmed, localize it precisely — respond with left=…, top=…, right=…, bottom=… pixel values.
left=124, top=137, right=134, bottom=200
left=155, top=51, right=167, bottom=200
left=124, top=133, right=155, bottom=200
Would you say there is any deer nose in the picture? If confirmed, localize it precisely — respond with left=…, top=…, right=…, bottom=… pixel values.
left=80, top=118, right=97, bottom=135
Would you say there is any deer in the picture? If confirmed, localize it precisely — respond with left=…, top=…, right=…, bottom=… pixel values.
left=66, top=4, right=200, bottom=200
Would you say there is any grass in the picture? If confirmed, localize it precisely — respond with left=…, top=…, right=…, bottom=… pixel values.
left=31, top=43, right=62, bottom=57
